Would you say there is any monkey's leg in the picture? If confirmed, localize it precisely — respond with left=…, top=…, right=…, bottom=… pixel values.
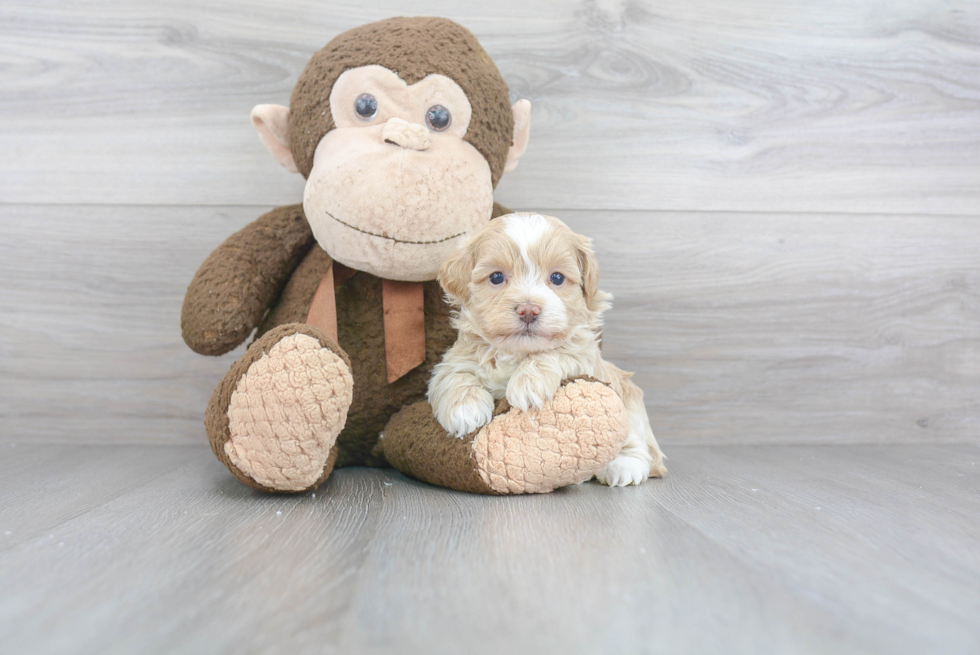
left=380, top=378, right=628, bottom=494
left=206, top=323, right=353, bottom=493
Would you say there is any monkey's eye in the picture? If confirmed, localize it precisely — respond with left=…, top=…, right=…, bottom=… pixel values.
left=355, top=94, right=378, bottom=120
left=425, top=105, right=451, bottom=131
left=489, top=272, right=506, bottom=285
left=549, top=272, right=565, bottom=286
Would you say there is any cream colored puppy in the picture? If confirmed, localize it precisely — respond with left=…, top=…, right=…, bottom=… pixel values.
left=428, top=213, right=666, bottom=486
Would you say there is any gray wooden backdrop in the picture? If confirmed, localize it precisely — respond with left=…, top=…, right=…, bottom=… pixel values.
left=1, top=0, right=978, bottom=446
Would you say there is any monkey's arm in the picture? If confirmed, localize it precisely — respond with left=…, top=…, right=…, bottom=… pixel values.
left=181, top=204, right=315, bottom=356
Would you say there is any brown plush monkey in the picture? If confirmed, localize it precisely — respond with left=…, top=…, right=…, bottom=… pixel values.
left=181, top=17, right=628, bottom=494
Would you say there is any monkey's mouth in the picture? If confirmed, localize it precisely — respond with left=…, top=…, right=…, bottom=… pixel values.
left=325, top=210, right=466, bottom=245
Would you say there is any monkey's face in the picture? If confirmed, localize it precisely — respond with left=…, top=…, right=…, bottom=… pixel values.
left=253, top=19, right=532, bottom=282
left=300, top=65, right=494, bottom=281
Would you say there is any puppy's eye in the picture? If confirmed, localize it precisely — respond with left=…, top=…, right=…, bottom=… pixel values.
left=425, top=105, right=451, bottom=131
left=549, top=272, right=565, bottom=285
left=489, top=271, right=506, bottom=285
left=355, top=93, right=378, bottom=120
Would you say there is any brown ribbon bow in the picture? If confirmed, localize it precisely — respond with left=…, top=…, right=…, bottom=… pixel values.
left=305, top=262, right=426, bottom=383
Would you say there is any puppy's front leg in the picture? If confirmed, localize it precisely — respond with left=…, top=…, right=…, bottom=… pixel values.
left=506, top=356, right=563, bottom=412
left=428, top=364, right=495, bottom=438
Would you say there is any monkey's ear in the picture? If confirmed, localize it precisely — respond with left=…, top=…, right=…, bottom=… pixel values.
left=251, top=104, right=299, bottom=174
left=503, top=99, right=531, bottom=175
left=438, top=240, right=477, bottom=305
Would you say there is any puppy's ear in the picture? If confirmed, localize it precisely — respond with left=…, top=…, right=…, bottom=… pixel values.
left=576, top=235, right=611, bottom=313
left=438, top=239, right=476, bottom=305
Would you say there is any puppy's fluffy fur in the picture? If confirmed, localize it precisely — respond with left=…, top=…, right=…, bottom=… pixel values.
left=428, top=213, right=666, bottom=486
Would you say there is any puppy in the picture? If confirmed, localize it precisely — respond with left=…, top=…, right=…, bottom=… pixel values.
left=428, top=212, right=666, bottom=486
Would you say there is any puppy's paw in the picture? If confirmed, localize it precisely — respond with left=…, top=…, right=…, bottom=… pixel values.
left=505, top=370, right=559, bottom=412
left=439, top=387, right=495, bottom=438
left=596, top=455, right=650, bottom=487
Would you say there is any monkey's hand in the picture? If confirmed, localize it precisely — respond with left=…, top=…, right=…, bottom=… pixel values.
left=181, top=205, right=313, bottom=356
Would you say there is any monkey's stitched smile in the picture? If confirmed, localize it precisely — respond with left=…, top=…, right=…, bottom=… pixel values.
left=325, top=210, right=466, bottom=245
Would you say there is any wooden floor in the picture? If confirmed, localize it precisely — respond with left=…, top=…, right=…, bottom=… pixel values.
left=1, top=443, right=978, bottom=654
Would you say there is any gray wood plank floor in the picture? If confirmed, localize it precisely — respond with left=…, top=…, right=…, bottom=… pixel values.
left=1, top=443, right=978, bottom=654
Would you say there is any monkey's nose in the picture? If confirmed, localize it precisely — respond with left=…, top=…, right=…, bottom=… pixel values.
left=382, top=117, right=431, bottom=151
left=516, top=303, right=541, bottom=325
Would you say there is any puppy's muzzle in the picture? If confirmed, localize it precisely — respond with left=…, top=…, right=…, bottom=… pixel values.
left=516, top=303, right=541, bottom=326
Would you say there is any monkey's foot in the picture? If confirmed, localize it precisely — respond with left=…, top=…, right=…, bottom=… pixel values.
left=381, top=378, right=629, bottom=495
left=473, top=378, right=629, bottom=493
left=206, top=324, right=353, bottom=493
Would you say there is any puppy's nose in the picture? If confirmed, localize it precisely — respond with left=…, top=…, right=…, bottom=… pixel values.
left=382, top=117, right=431, bottom=151
left=516, top=303, right=541, bottom=325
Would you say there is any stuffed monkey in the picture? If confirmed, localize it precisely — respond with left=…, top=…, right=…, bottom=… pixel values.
left=181, top=17, right=629, bottom=494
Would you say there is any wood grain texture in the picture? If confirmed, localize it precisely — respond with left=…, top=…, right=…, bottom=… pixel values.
left=0, top=444, right=201, bottom=552
left=2, top=204, right=976, bottom=445
left=0, top=0, right=978, bottom=213
left=0, top=204, right=249, bottom=445
left=0, top=448, right=386, bottom=655
left=1, top=443, right=978, bottom=654
left=562, top=209, right=980, bottom=444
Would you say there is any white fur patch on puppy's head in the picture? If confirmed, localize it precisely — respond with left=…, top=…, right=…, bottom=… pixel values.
left=438, top=212, right=611, bottom=353
left=502, top=213, right=552, bottom=261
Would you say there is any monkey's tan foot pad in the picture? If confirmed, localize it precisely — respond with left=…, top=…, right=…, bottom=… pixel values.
left=206, top=323, right=353, bottom=493
left=381, top=379, right=629, bottom=495
left=473, top=379, right=629, bottom=494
